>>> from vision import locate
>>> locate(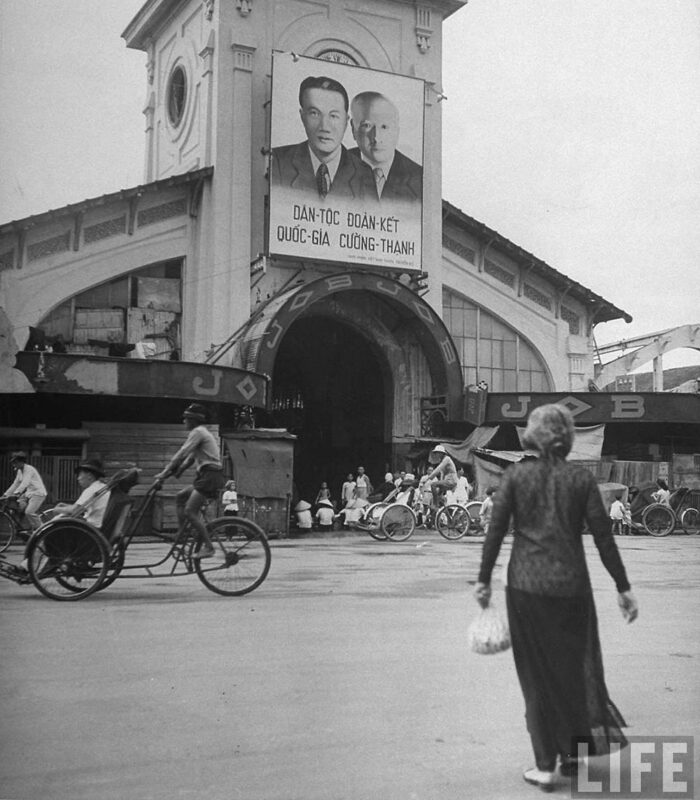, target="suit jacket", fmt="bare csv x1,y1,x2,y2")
271,142,365,200
349,148,423,203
